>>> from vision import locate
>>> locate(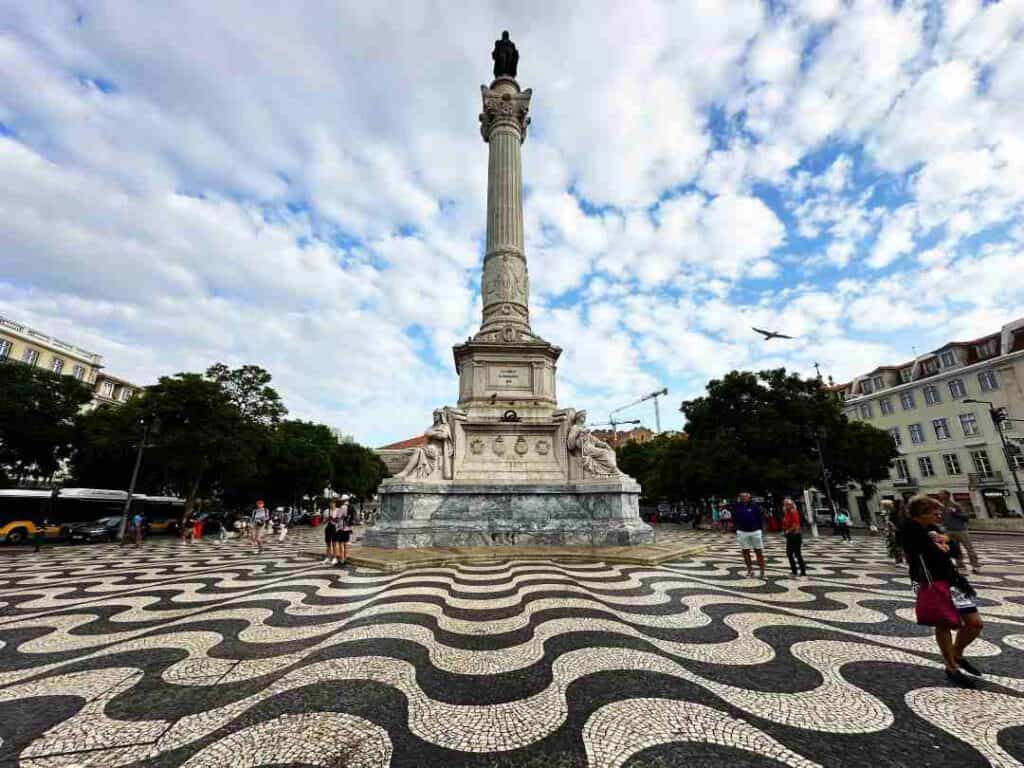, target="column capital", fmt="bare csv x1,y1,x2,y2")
479,79,532,142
